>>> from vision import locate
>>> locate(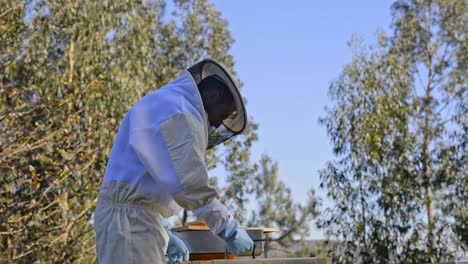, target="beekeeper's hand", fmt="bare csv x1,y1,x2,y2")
166,230,189,263
218,220,253,255
163,221,189,264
